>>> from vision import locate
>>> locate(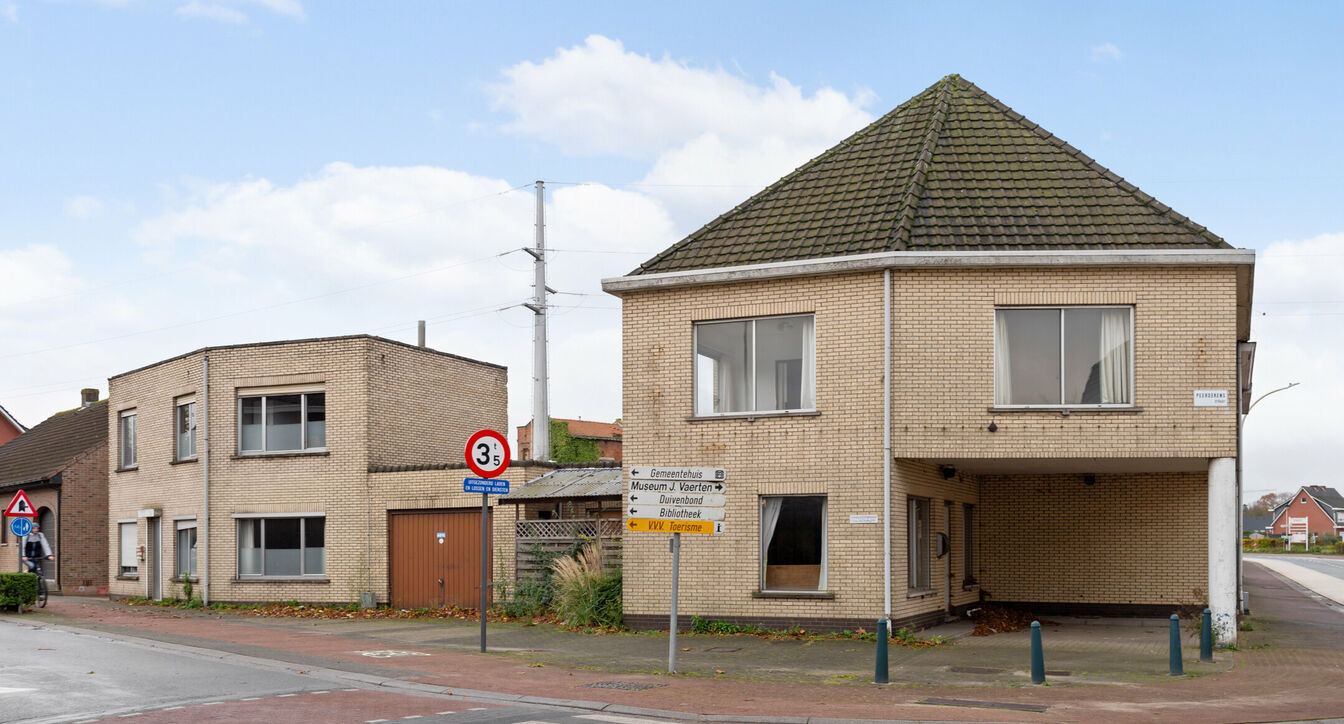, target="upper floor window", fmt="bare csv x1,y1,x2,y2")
238,391,325,453
994,307,1132,407
118,409,138,468
694,315,814,415
175,398,197,461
